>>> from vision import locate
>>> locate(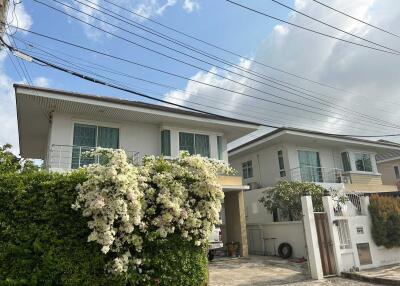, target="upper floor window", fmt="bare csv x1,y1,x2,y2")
395,166,400,179
72,123,119,169
217,136,223,160
354,153,373,172
242,160,253,179
341,152,352,172
179,132,210,157
161,130,171,156
277,150,286,177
